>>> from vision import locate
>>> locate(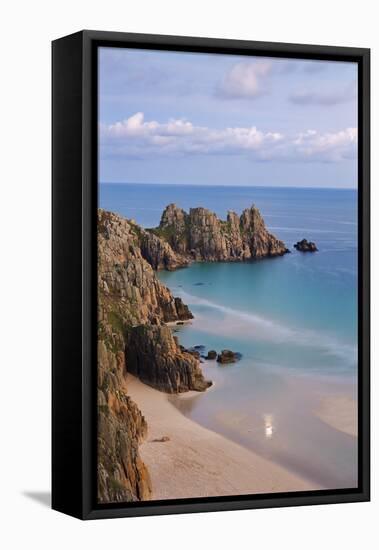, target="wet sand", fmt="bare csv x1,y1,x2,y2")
127,375,320,500
315,394,358,437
